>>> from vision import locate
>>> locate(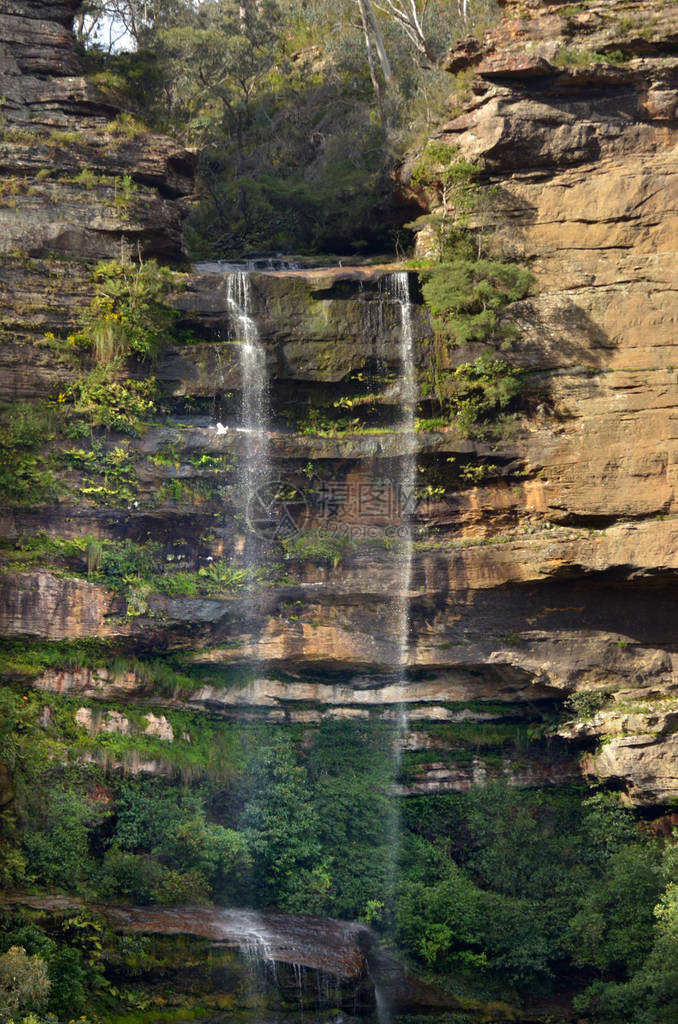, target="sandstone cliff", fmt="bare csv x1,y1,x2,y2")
394,0,678,804
1,0,678,809
0,0,193,399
